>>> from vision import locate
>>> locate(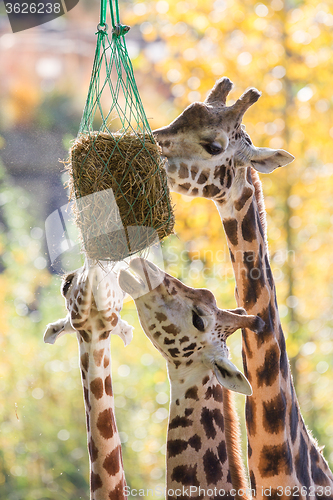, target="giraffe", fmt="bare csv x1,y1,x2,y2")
44,262,133,500
119,257,265,500
152,77,333,498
